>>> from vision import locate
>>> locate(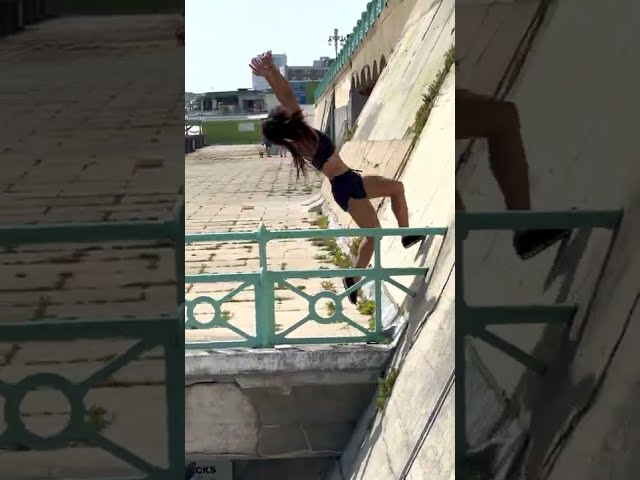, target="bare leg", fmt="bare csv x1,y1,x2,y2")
347,197,381,283
342,197,380,304
456,89,531,210
362,175,424,248
362,176,408,226
456,90,571,259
